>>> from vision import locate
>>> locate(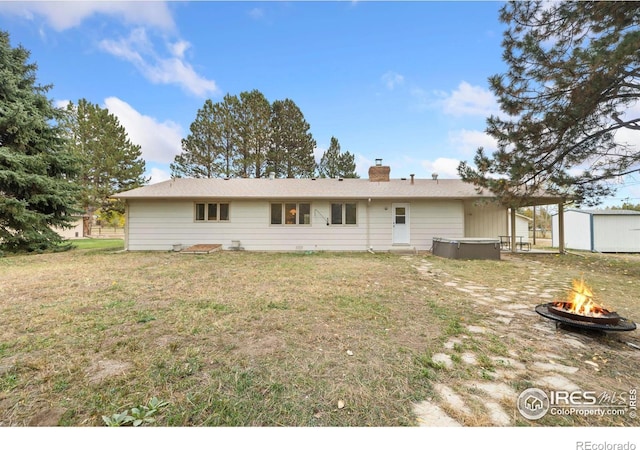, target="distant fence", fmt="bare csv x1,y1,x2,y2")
88,226,124,238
